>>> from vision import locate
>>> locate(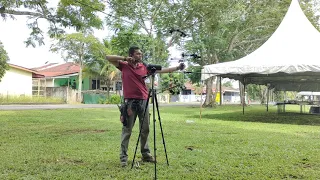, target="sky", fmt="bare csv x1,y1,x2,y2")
0,1,182,69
